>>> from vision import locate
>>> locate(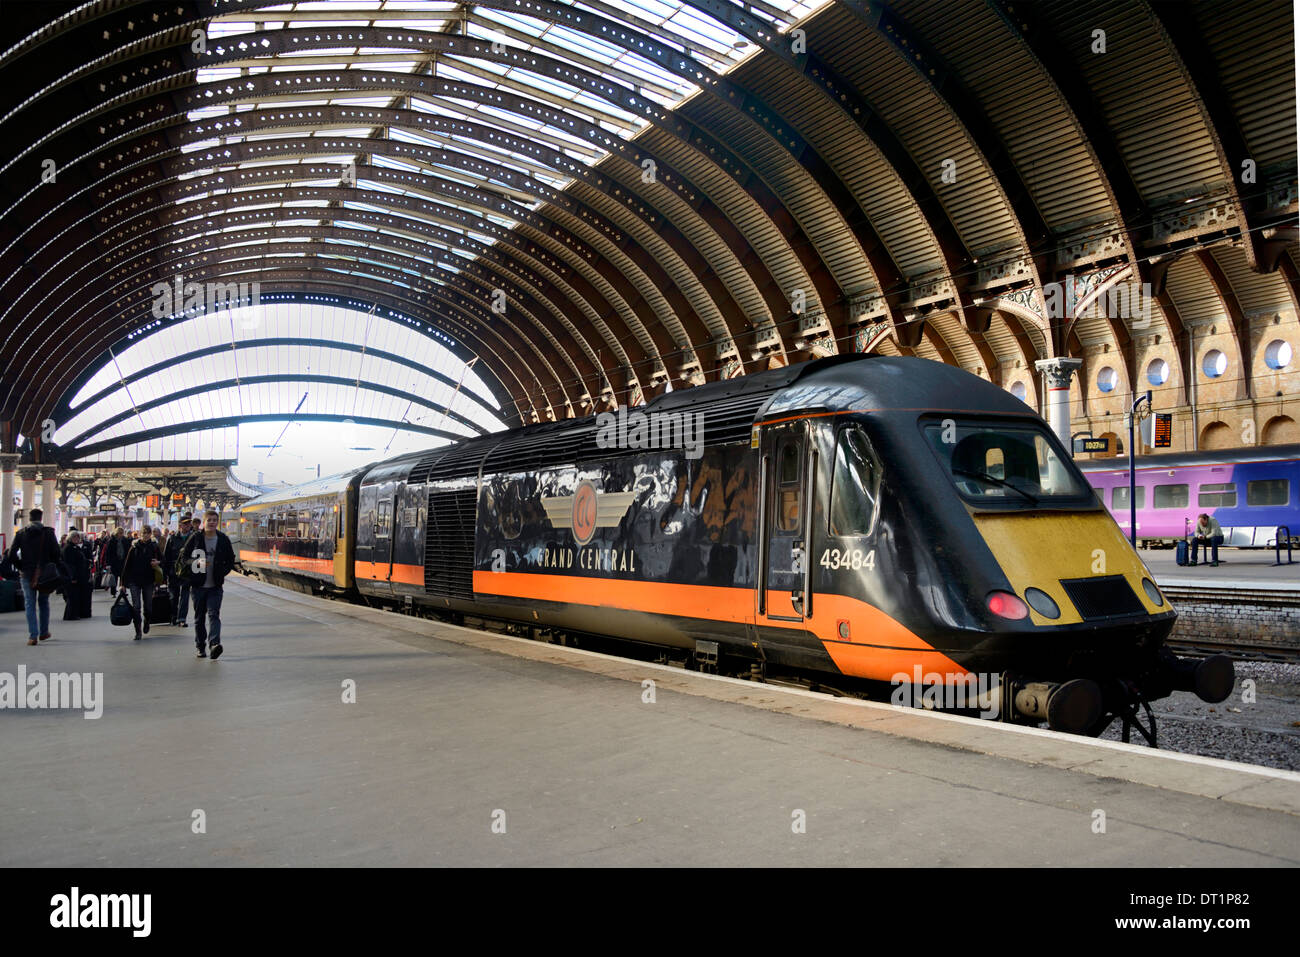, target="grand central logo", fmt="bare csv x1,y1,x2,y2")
540,481,636,546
